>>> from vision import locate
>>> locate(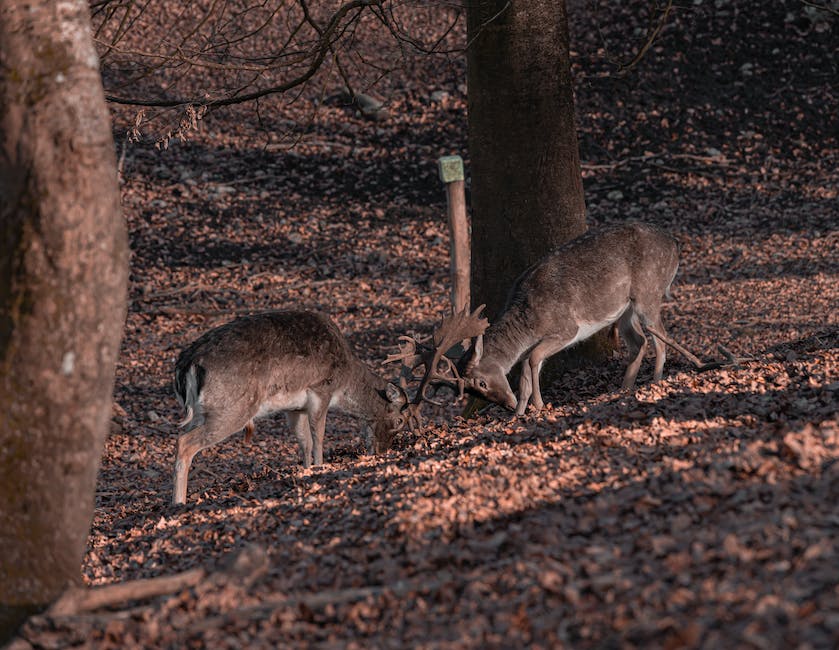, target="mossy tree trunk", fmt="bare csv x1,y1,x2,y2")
0,0,129,641
466,0,587,320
